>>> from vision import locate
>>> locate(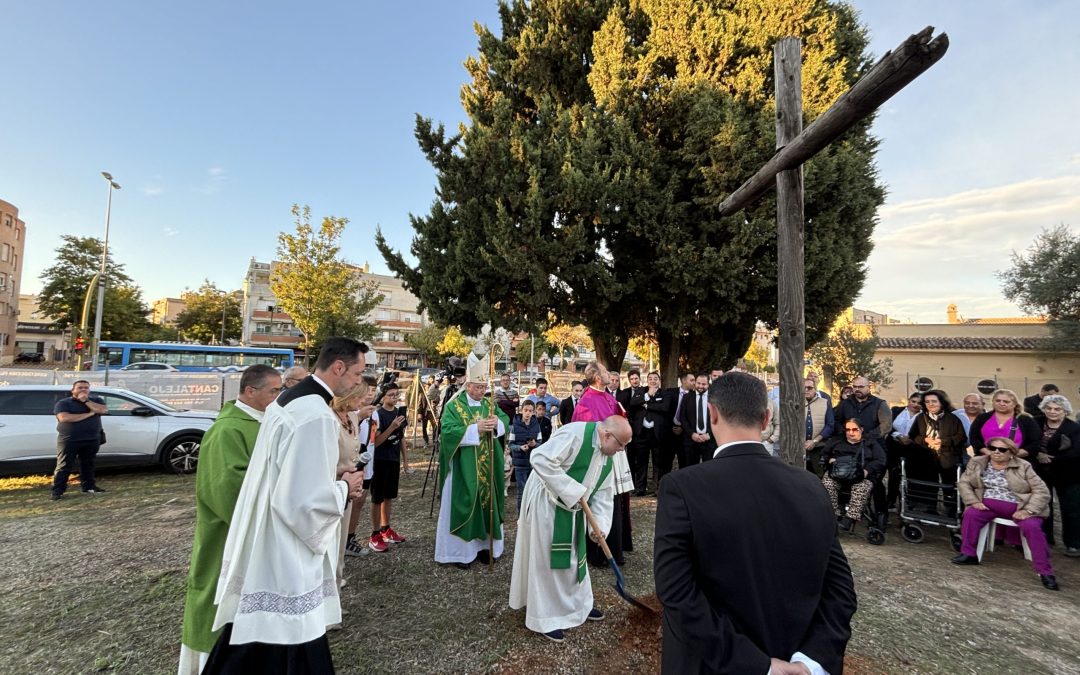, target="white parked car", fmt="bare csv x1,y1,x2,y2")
119,362,179,372
0,385,217,475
